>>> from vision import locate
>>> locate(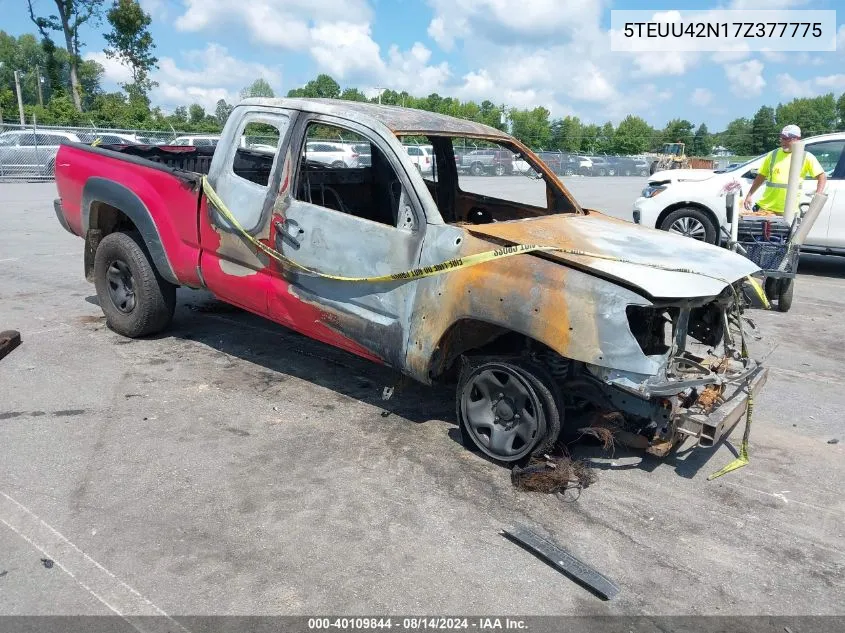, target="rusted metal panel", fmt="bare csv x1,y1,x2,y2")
239,98,510,139
465,212,760,299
